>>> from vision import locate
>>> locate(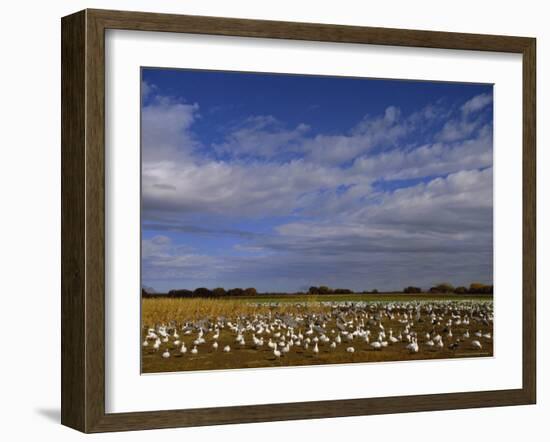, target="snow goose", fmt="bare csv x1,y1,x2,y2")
471,340,482,350
370,341,382,350
153,338,161,351
406,337,419,353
